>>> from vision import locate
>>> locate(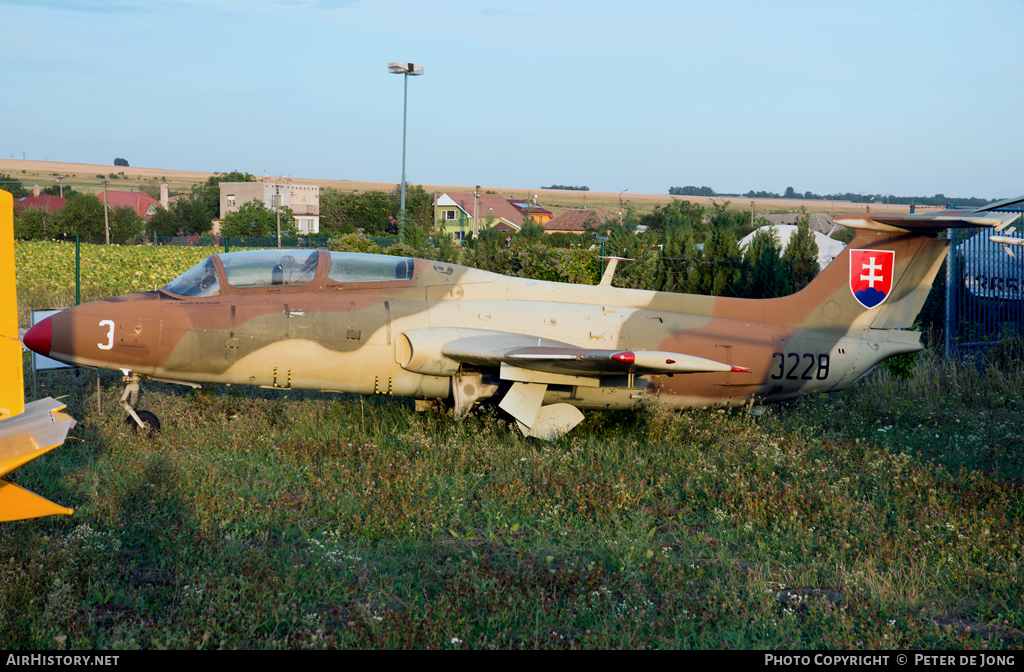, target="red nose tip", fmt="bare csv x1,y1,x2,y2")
23,317,52,357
